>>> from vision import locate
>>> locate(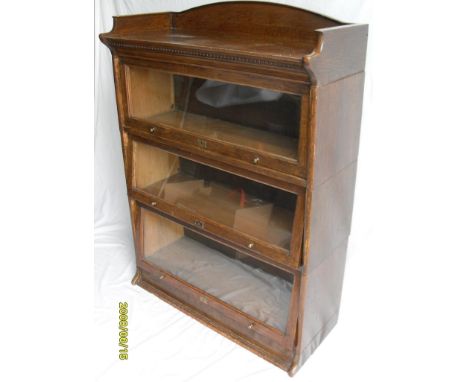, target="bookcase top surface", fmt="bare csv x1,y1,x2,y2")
100,2,346,68
101,2,368,85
